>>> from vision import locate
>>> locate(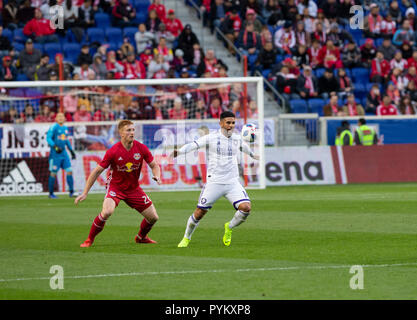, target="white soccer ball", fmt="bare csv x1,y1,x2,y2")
241,123,257,143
